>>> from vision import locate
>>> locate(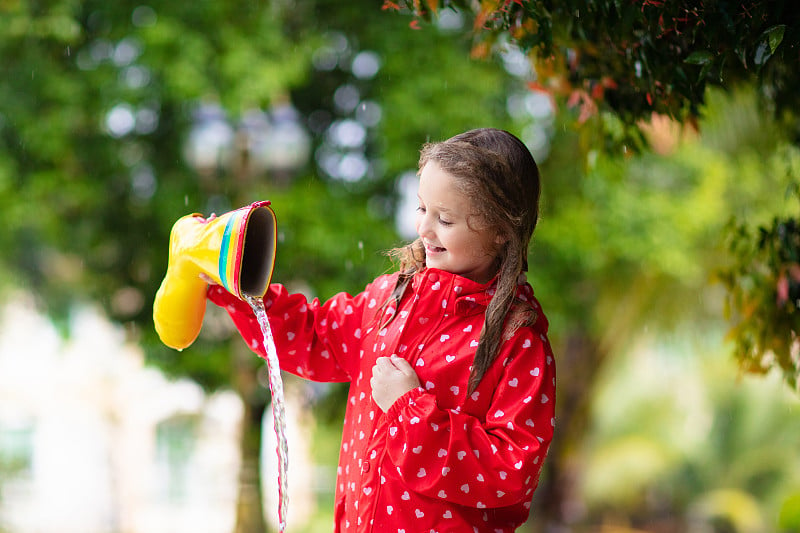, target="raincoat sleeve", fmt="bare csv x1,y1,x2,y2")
384,325,556,508
207,279,383,383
